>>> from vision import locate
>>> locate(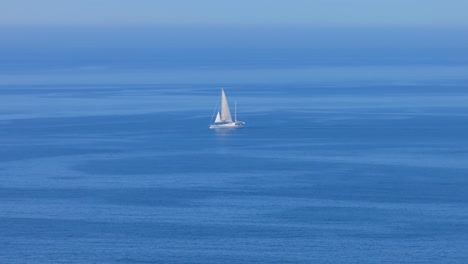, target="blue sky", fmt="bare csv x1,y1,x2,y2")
1,0,468,27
